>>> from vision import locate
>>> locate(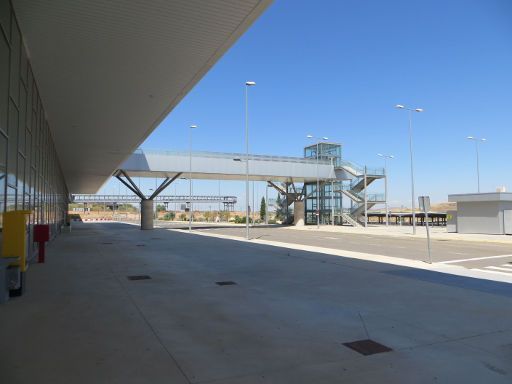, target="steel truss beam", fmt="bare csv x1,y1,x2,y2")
114,171,183,200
